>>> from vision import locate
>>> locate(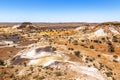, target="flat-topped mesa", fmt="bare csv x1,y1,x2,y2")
19,22,32,28
12,22,36,30
96,22,120,26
